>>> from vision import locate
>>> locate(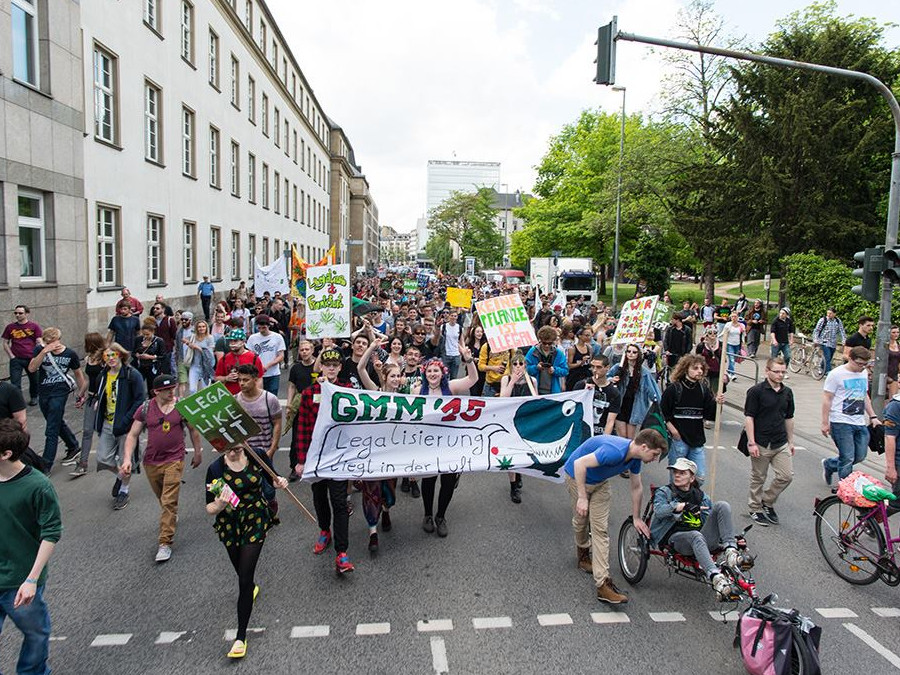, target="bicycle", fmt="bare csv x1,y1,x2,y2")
813,485,900,586
787,335,826,380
